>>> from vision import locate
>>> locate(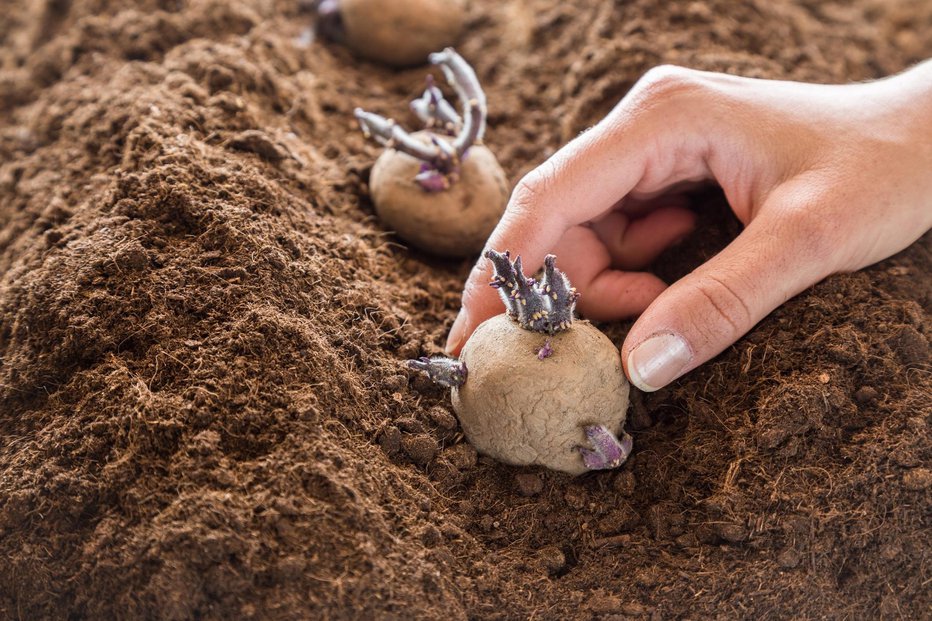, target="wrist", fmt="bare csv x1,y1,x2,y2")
888,60,932,233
